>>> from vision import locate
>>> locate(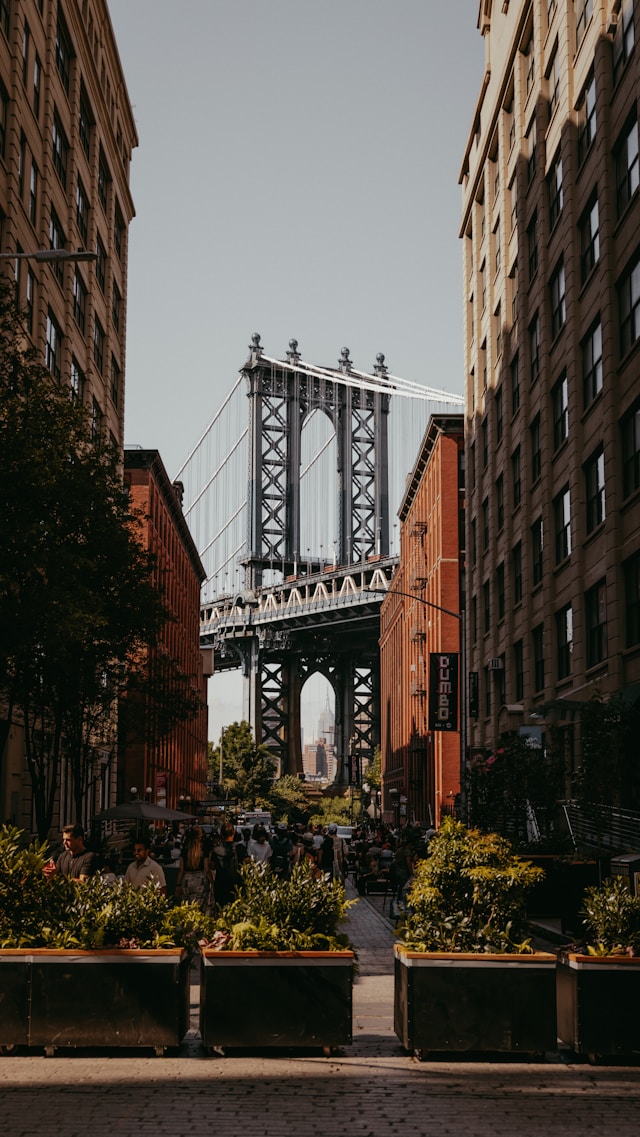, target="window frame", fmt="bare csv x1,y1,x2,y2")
585,578,607,668
556,604,573,680
550,258,566,338
582,318,603,407
585,444,606,532
552,371,569,450
553,485,572,563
